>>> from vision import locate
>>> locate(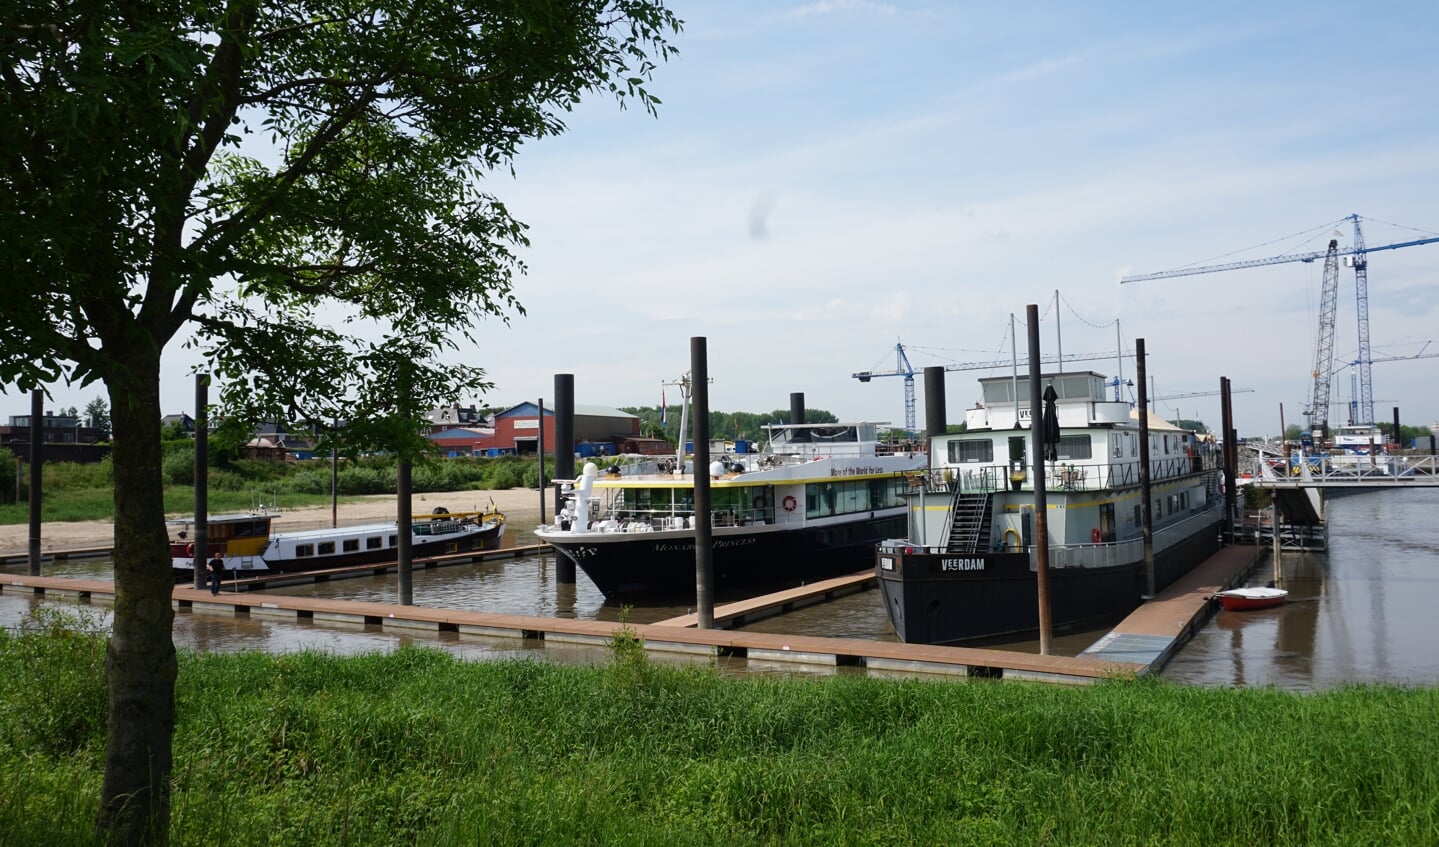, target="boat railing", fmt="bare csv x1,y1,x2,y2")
1038,505,1223,569
594,504,776,531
